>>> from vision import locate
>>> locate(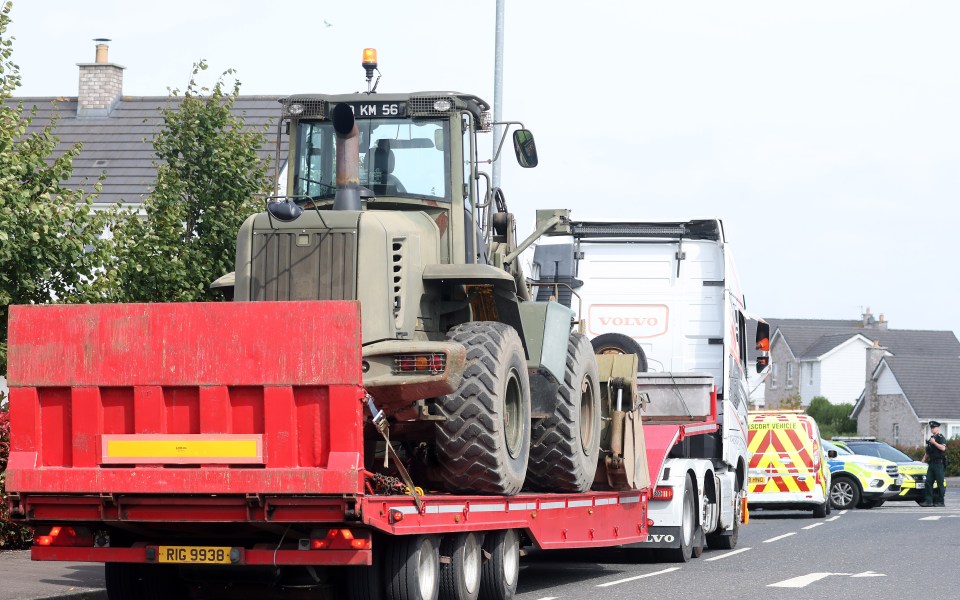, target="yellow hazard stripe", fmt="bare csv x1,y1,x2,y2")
101,435,263,464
